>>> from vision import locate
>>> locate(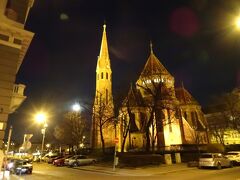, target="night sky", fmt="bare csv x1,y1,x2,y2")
7,0,240,144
